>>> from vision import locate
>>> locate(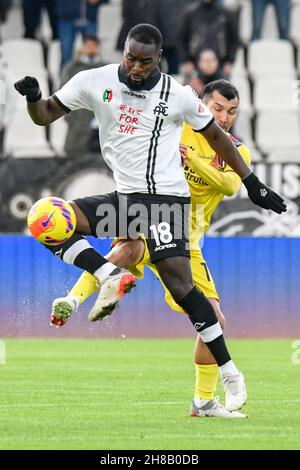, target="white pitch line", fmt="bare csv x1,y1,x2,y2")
250,399,300,403
0,401,187,408
0,399,300,409
0,434,254,442
0,403,115,408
